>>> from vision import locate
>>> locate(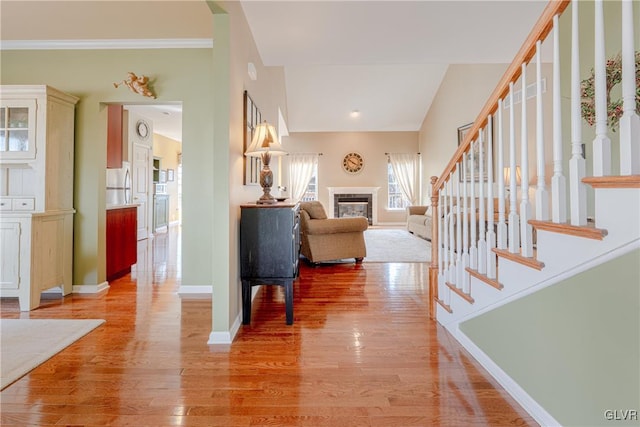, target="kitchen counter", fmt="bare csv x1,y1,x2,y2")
106,203,139,211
